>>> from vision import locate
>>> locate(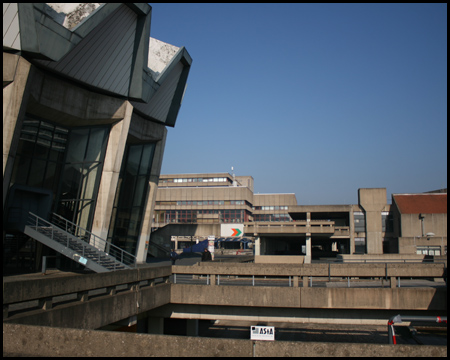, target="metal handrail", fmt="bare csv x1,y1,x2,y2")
388,314,447,344
28,212,136,267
